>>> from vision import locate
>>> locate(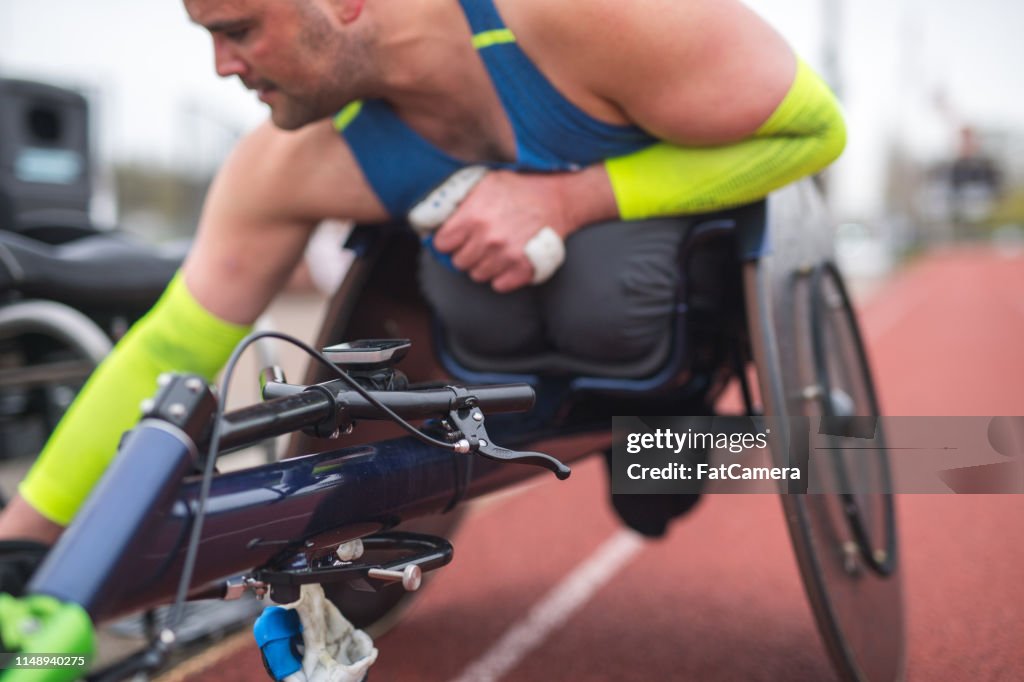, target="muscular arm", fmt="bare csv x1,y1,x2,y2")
603,58,845,218
5,120,387,532
186,120,388,323
514,0,799,143
531,0,844,216
438,0,844,290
